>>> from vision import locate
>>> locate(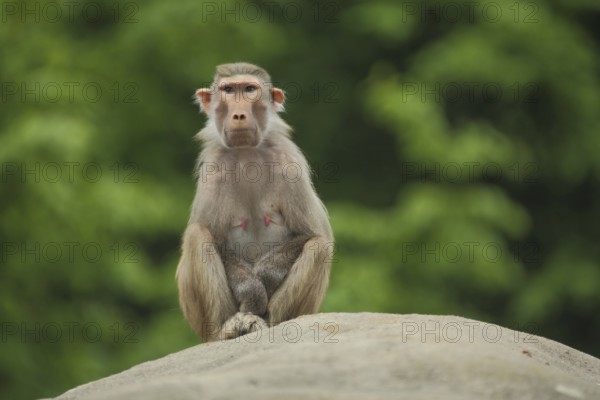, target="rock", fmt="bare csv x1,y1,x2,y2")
54,313,600,400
